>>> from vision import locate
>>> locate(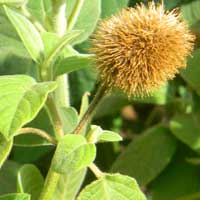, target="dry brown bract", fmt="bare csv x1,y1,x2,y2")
91,2,195,97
